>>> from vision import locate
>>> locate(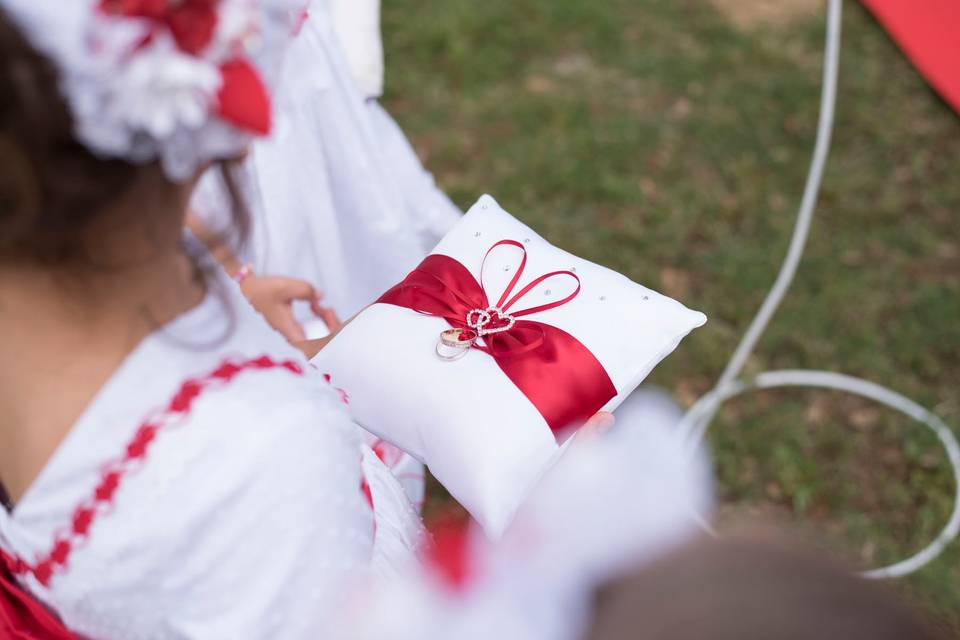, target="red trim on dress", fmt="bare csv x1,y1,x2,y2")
4,356,304,588
1,545,78,638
